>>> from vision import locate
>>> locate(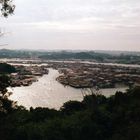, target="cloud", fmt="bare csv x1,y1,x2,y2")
0,0,140,50
6,0,139,31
